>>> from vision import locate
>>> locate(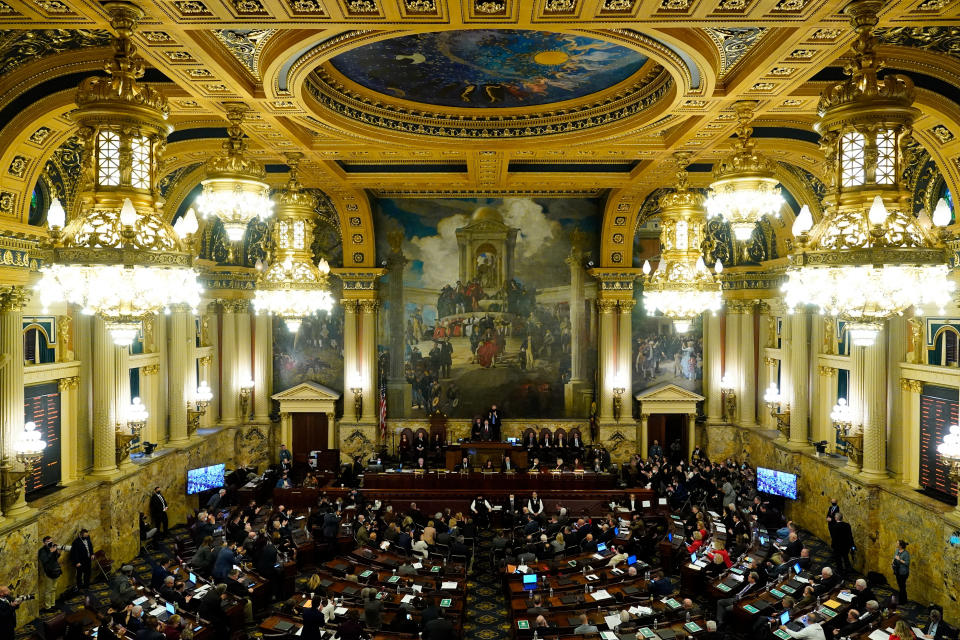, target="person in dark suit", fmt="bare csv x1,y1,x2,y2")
524,430,537,451
826,498,840,524
716,571,759,626
0,586,22,638
480,419,494,441
812,566,840,596
322,511,340,539
849,578,876,612
832,601,879,638
488,405,501,440
135,616,165,640
70,528,95,589
470,418,483,441
570,431,583,451
423,611,456,640
149,487,169,537
301,598,327,640
922,608,952,640
829,512,854,575
362,589,383,630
